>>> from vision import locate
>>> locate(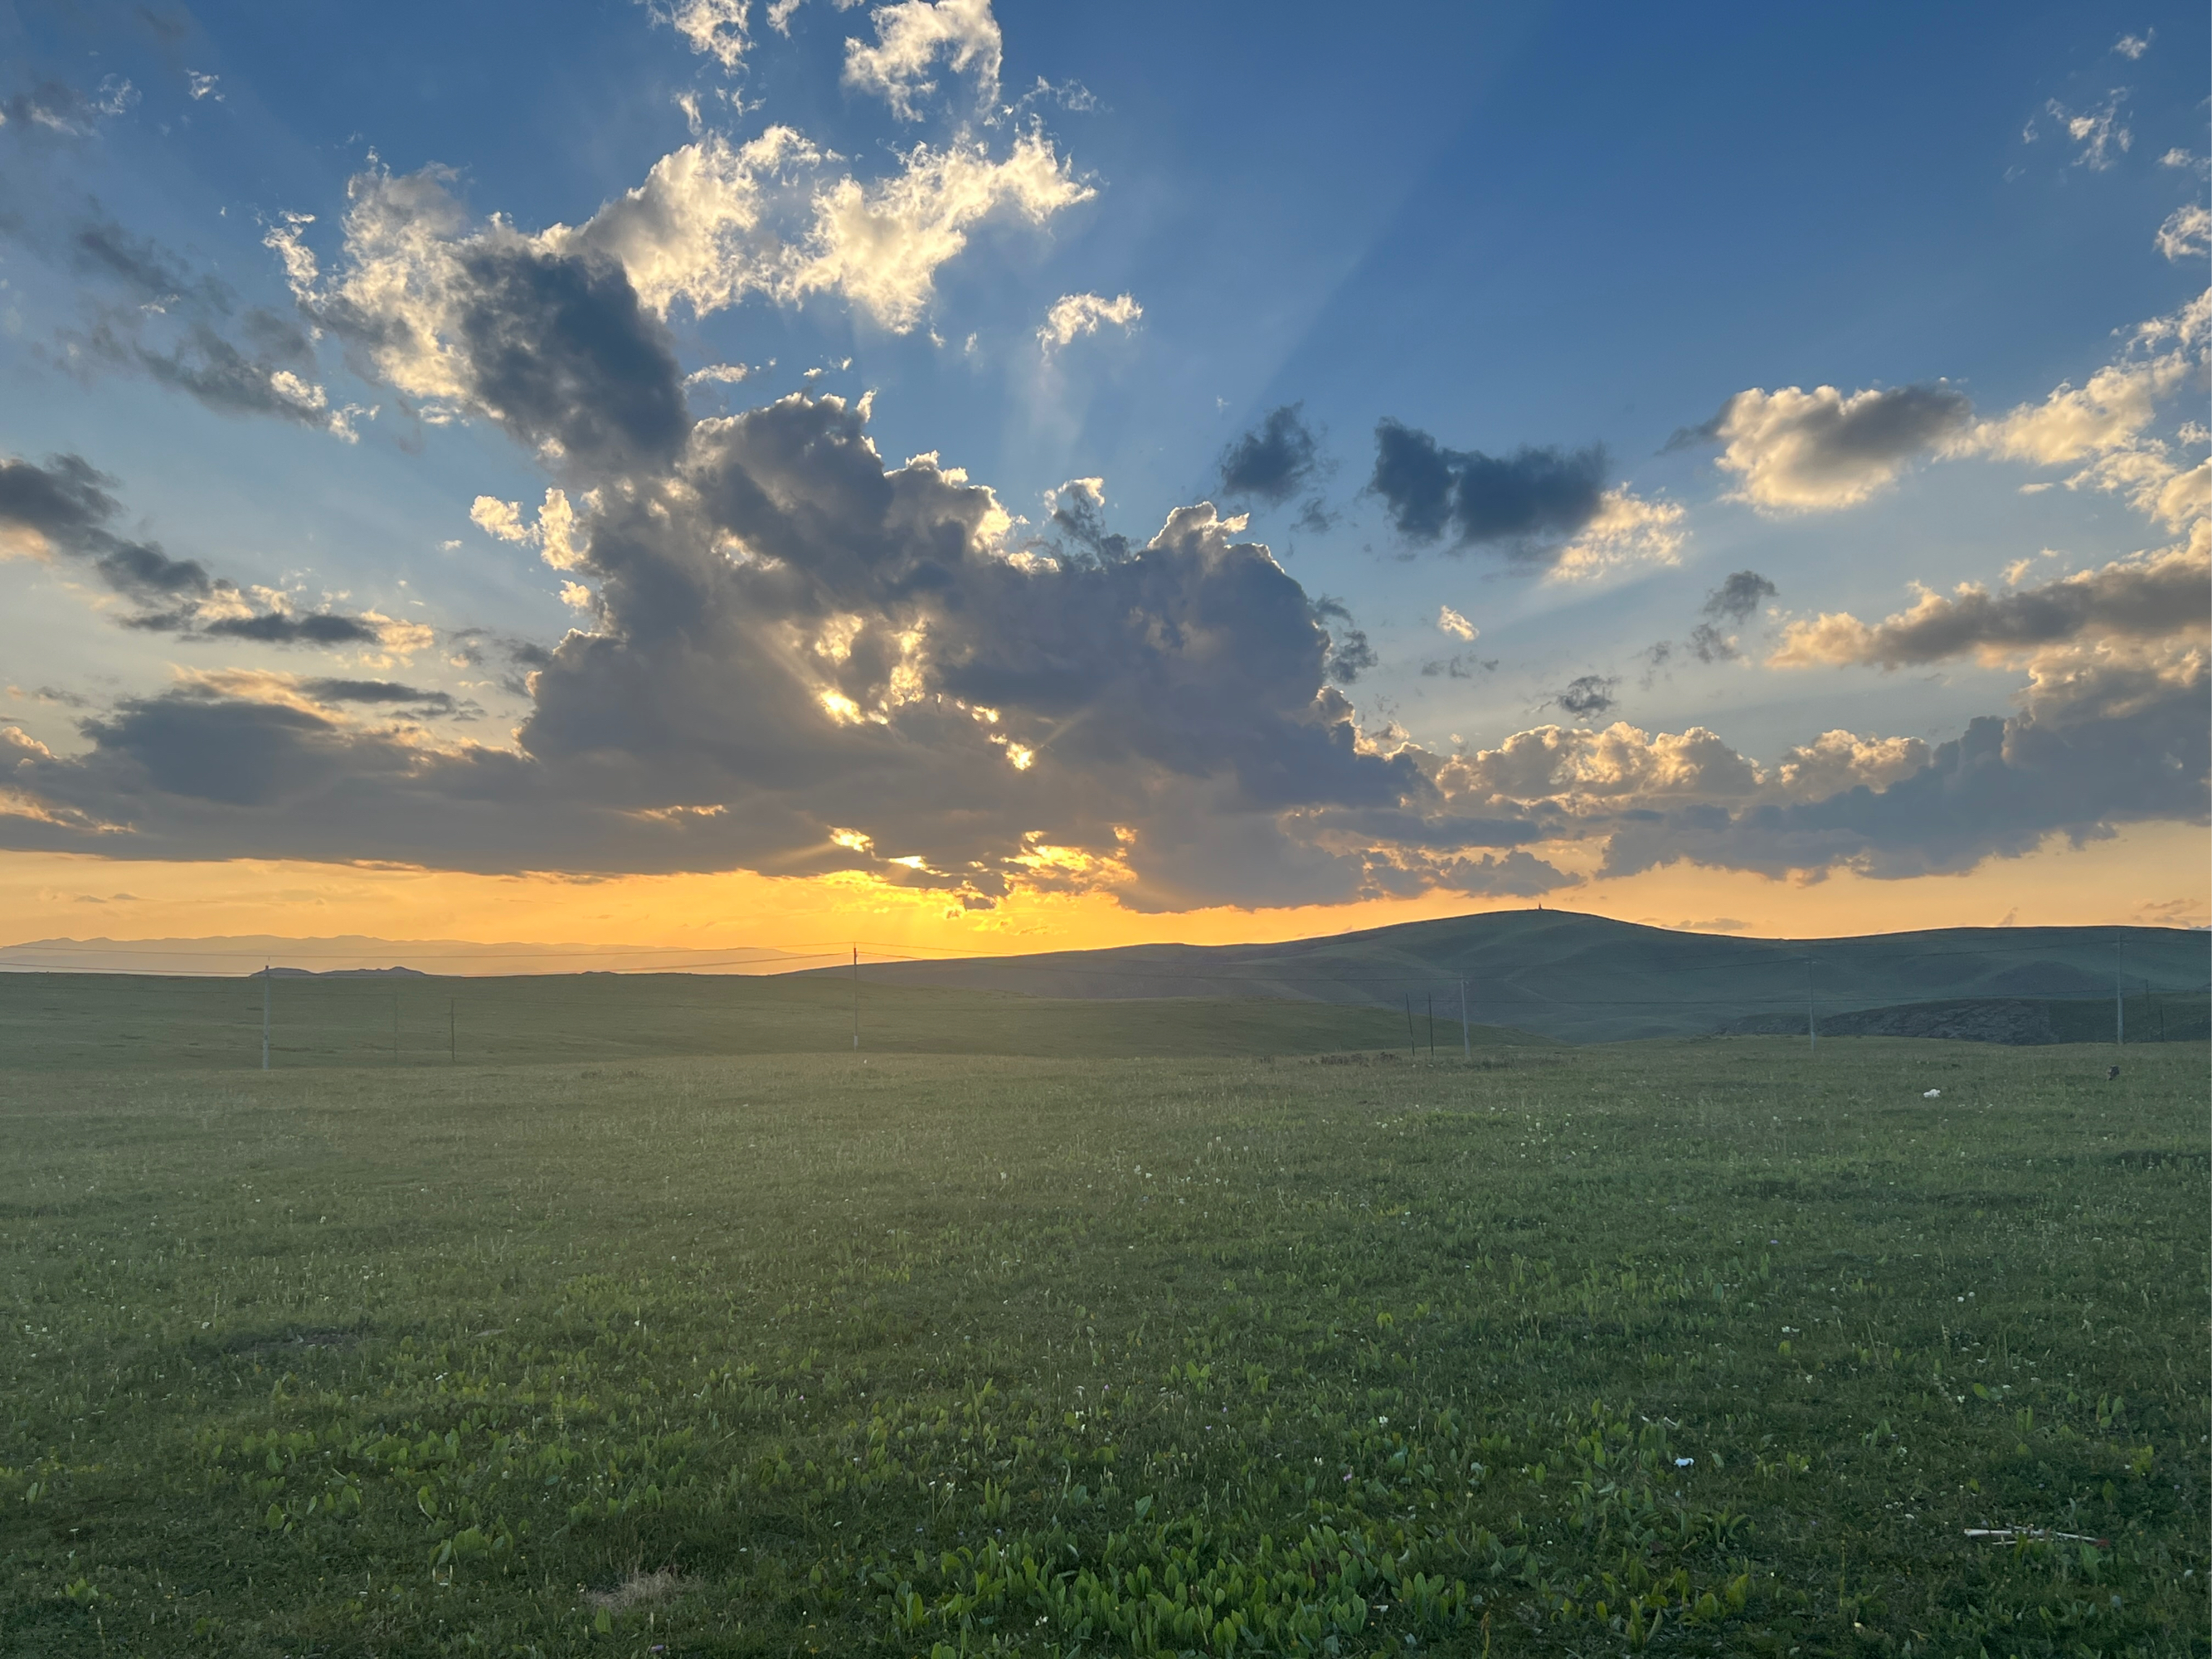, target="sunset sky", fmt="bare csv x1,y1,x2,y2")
1,0,2205,961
